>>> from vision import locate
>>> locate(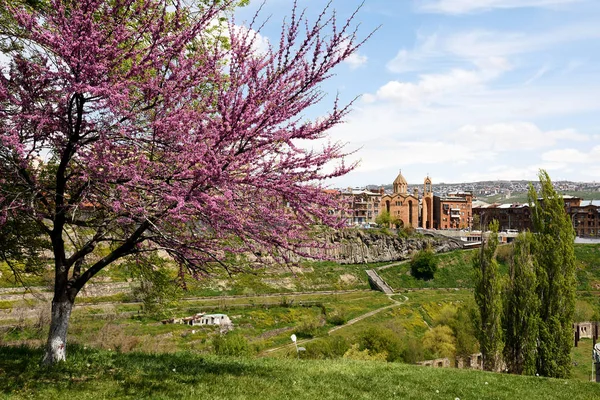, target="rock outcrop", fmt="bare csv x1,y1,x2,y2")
318,229,463,264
